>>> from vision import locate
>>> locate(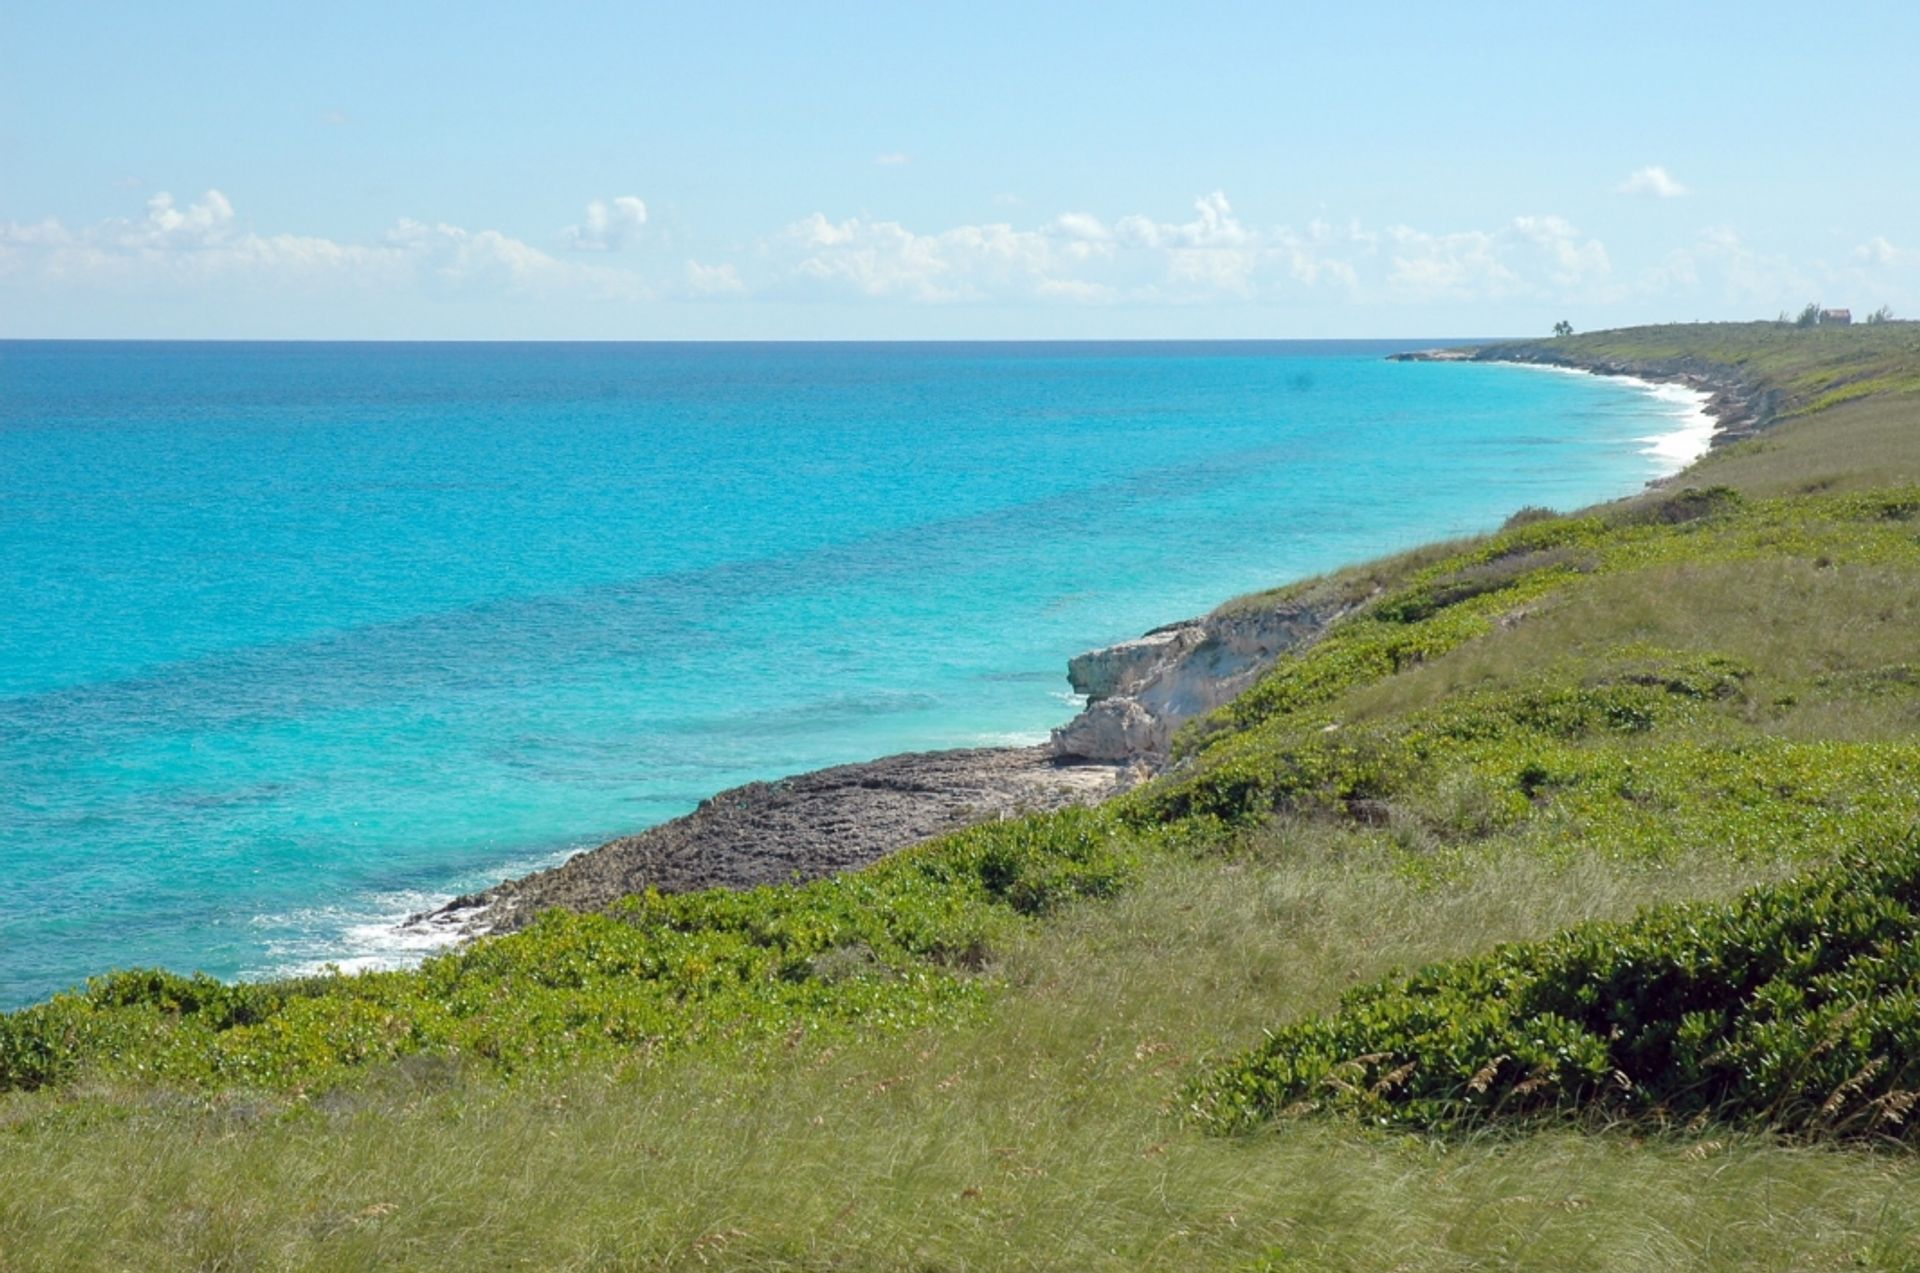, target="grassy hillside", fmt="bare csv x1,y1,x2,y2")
8,322,1920,1269
1500,320,1920,495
